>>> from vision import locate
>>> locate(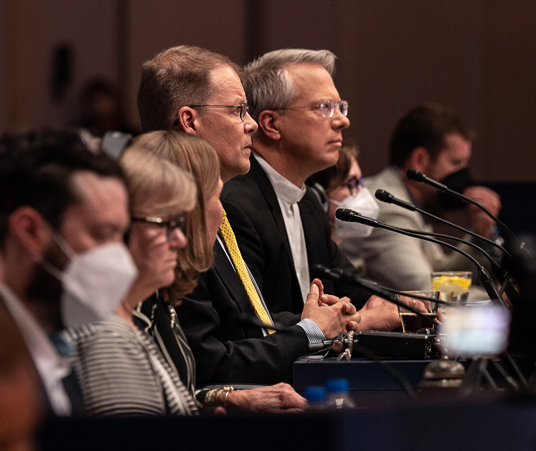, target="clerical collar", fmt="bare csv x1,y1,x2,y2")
253,152,306,205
